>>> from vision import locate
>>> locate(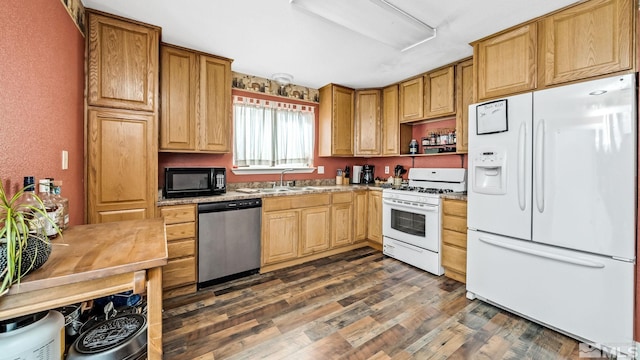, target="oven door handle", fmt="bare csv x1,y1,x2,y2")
383,199,438,212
